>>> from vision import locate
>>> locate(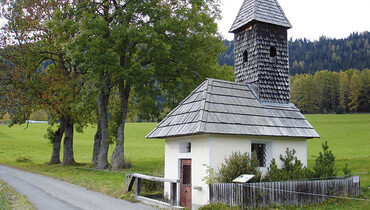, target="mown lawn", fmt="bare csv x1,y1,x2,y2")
0,122,163,198
0,114,369,208
305,114,370,188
